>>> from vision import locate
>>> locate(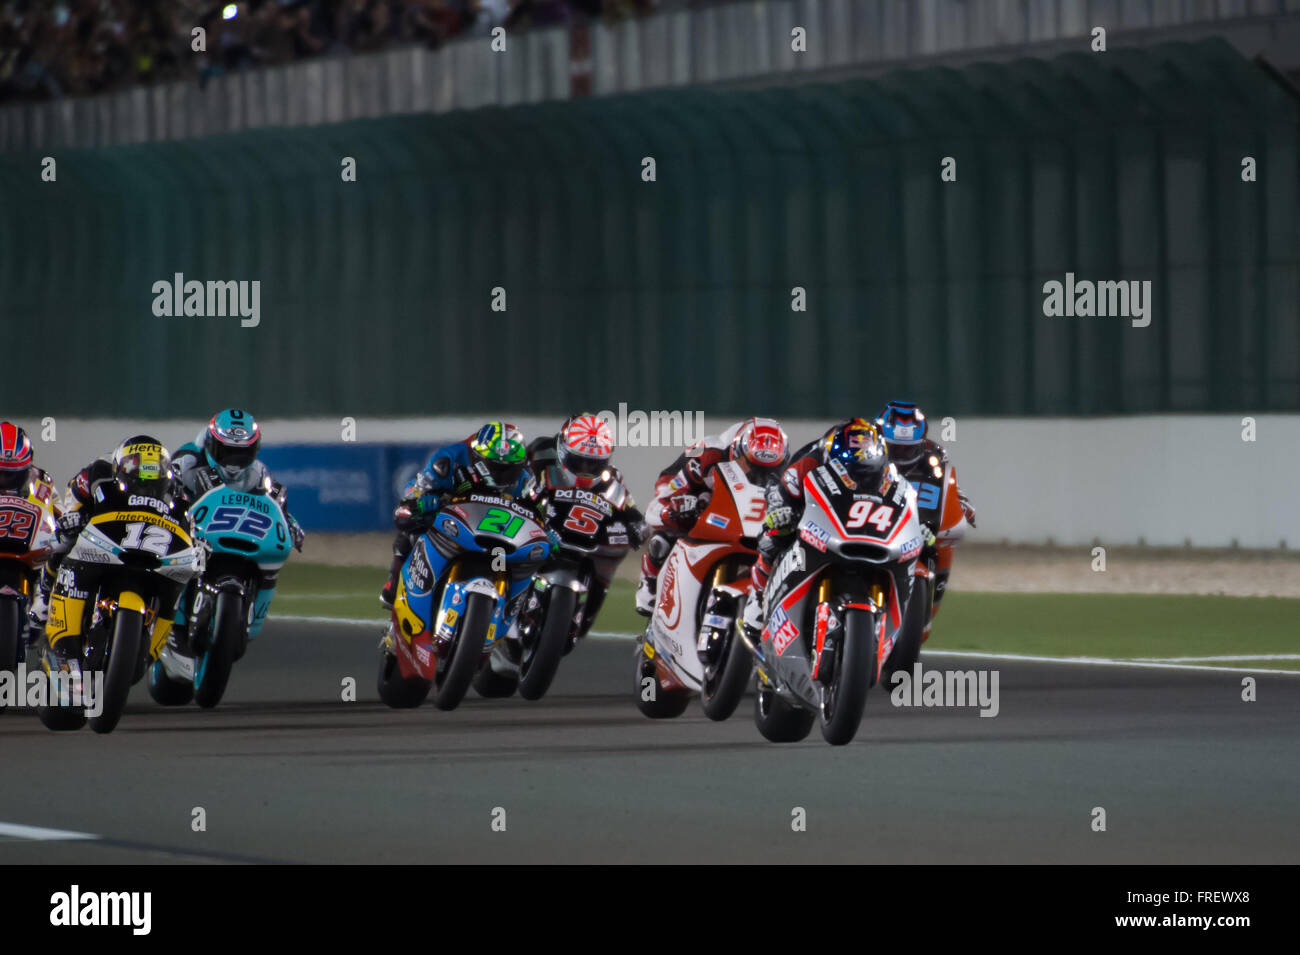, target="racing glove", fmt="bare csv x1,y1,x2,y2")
287,515,306,552
626,518,650,548
763,506,796,535
669,494,705,528
54,511,86,551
